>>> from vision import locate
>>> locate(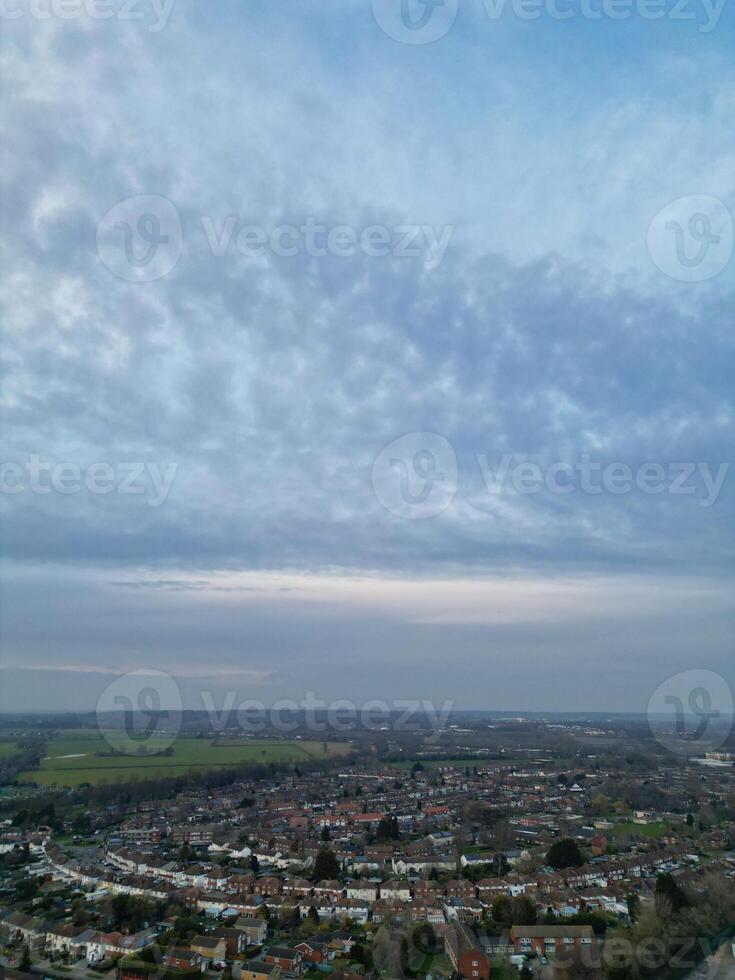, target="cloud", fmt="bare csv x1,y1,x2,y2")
1,3,733,709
